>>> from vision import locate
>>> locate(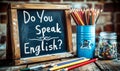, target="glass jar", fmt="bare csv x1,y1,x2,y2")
96,32,117,59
